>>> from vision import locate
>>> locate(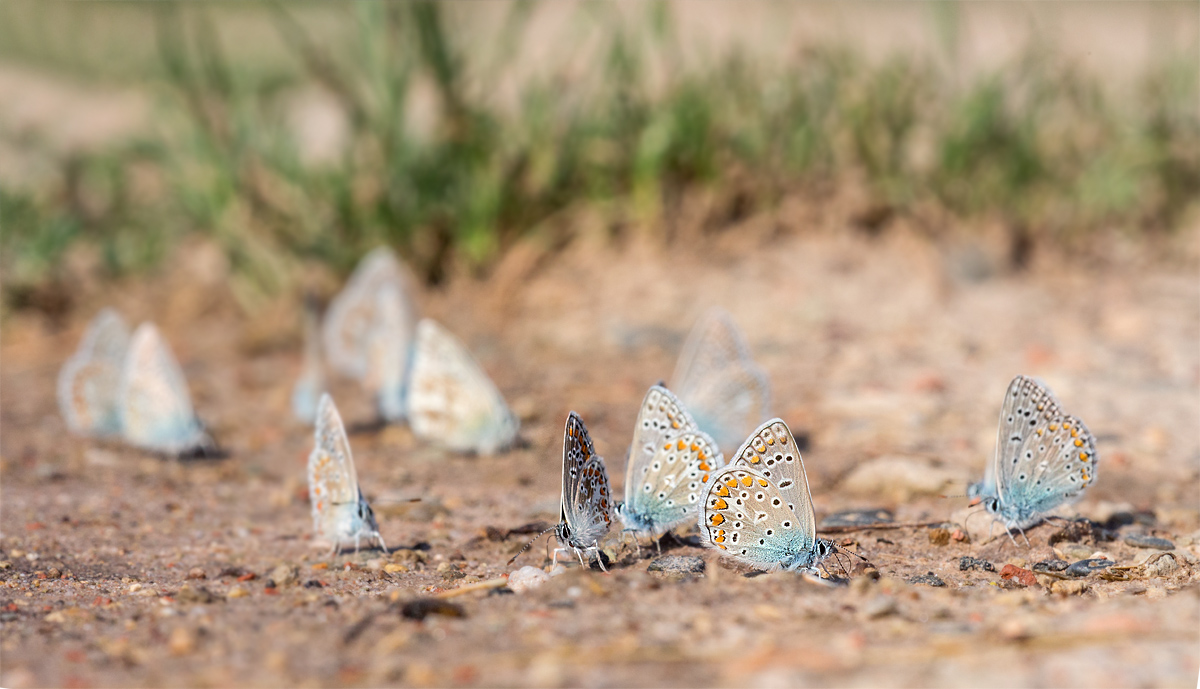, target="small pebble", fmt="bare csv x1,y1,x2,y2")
384,563,408,574
999,564,1037,587
269,564,298,588
958,556,995,573
646,555,706,578
908,571,946,587
927,528,951,546
226,586,249,599
175,584,217,604
507,566,550,594
186,568,207,580
1032,559,1069,573
1123,534,1175,551
1065,559,1115,577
